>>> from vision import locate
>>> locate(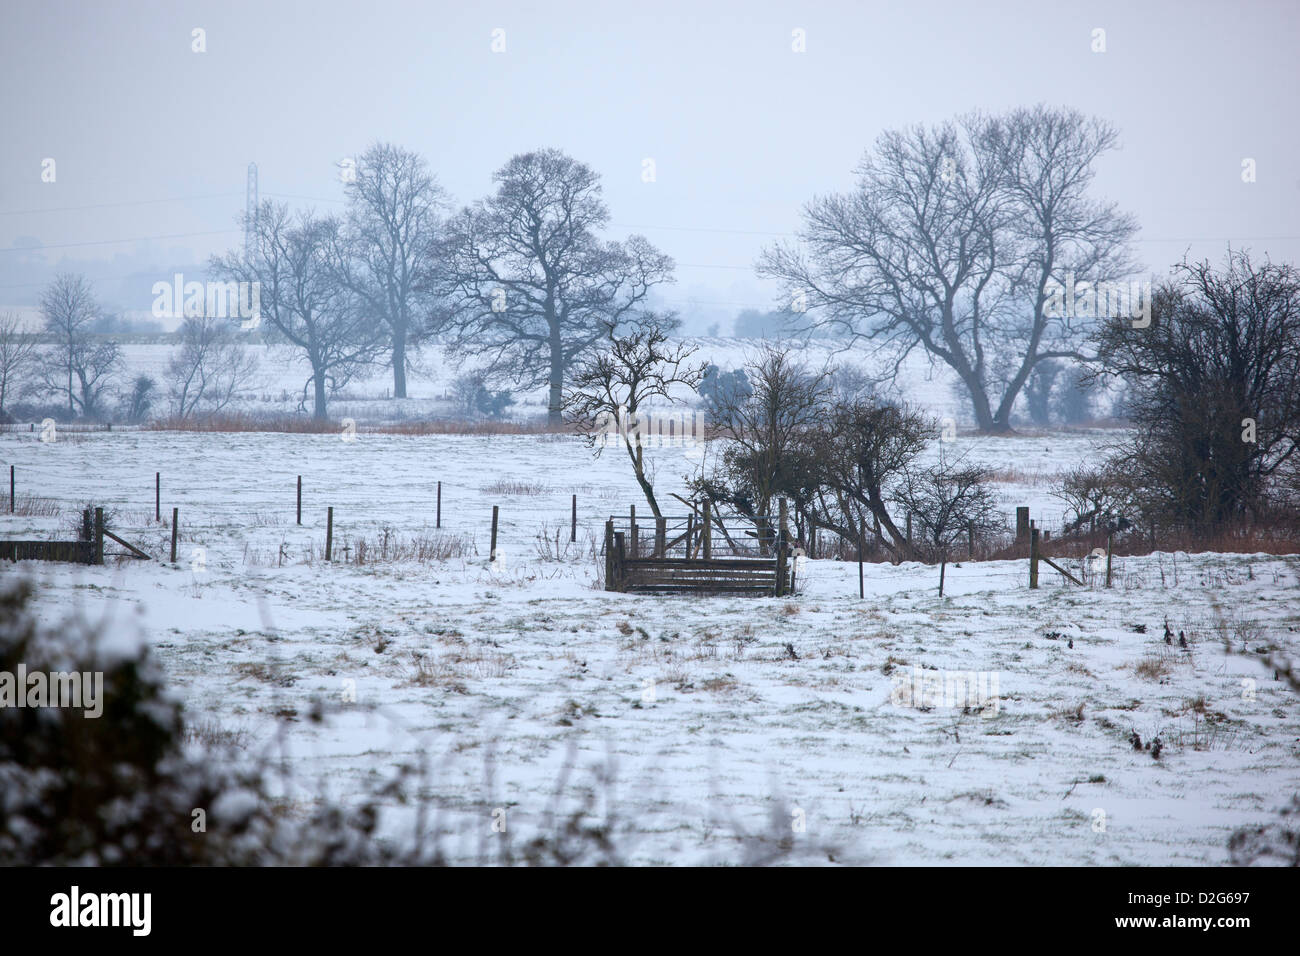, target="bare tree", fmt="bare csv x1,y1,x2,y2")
693,347,828,547
341,142,450,398
70,340,122,419
802,400,935,561
565,313,706,517
436,149,674,425
450,369,514,420
982,105,1138,422
1023,358,1062,426
166,315,260,420
121,375,158,424
890,451,1001,595
760,106,1136,433
38,273,99,416
1093,251,1300,530
211,202,383,419
1050,464,1135,534
0,311,38,418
